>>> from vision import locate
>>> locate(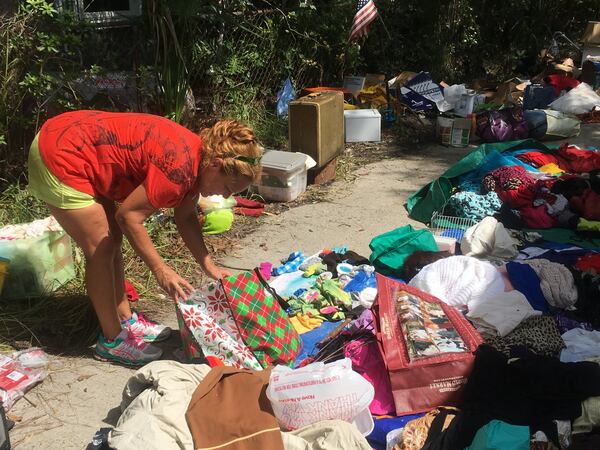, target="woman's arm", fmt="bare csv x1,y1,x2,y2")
115,184,193,301
174,194,232,280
